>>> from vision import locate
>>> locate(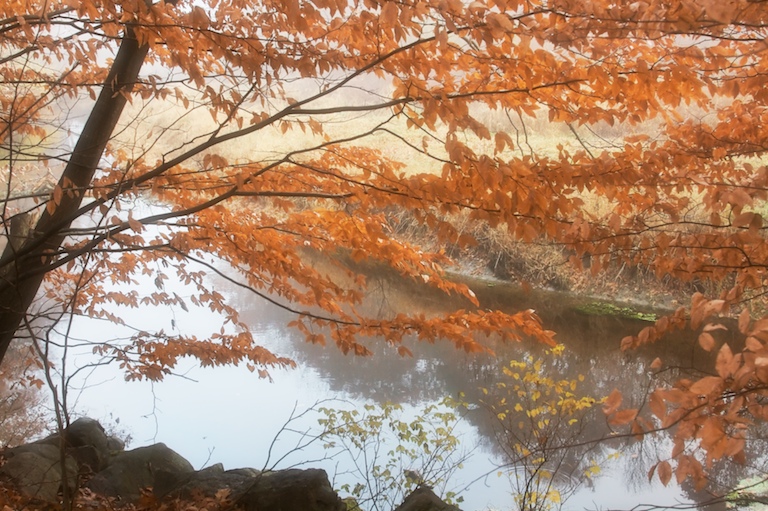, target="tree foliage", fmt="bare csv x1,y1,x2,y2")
482,346,601,511
2,0,768,496
318,398,467,510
